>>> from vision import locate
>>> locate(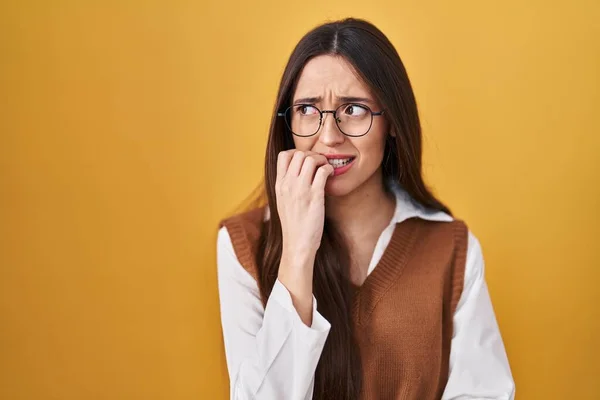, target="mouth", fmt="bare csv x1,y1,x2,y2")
326,157,356,169
326,156,356,168
323,155,356,177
